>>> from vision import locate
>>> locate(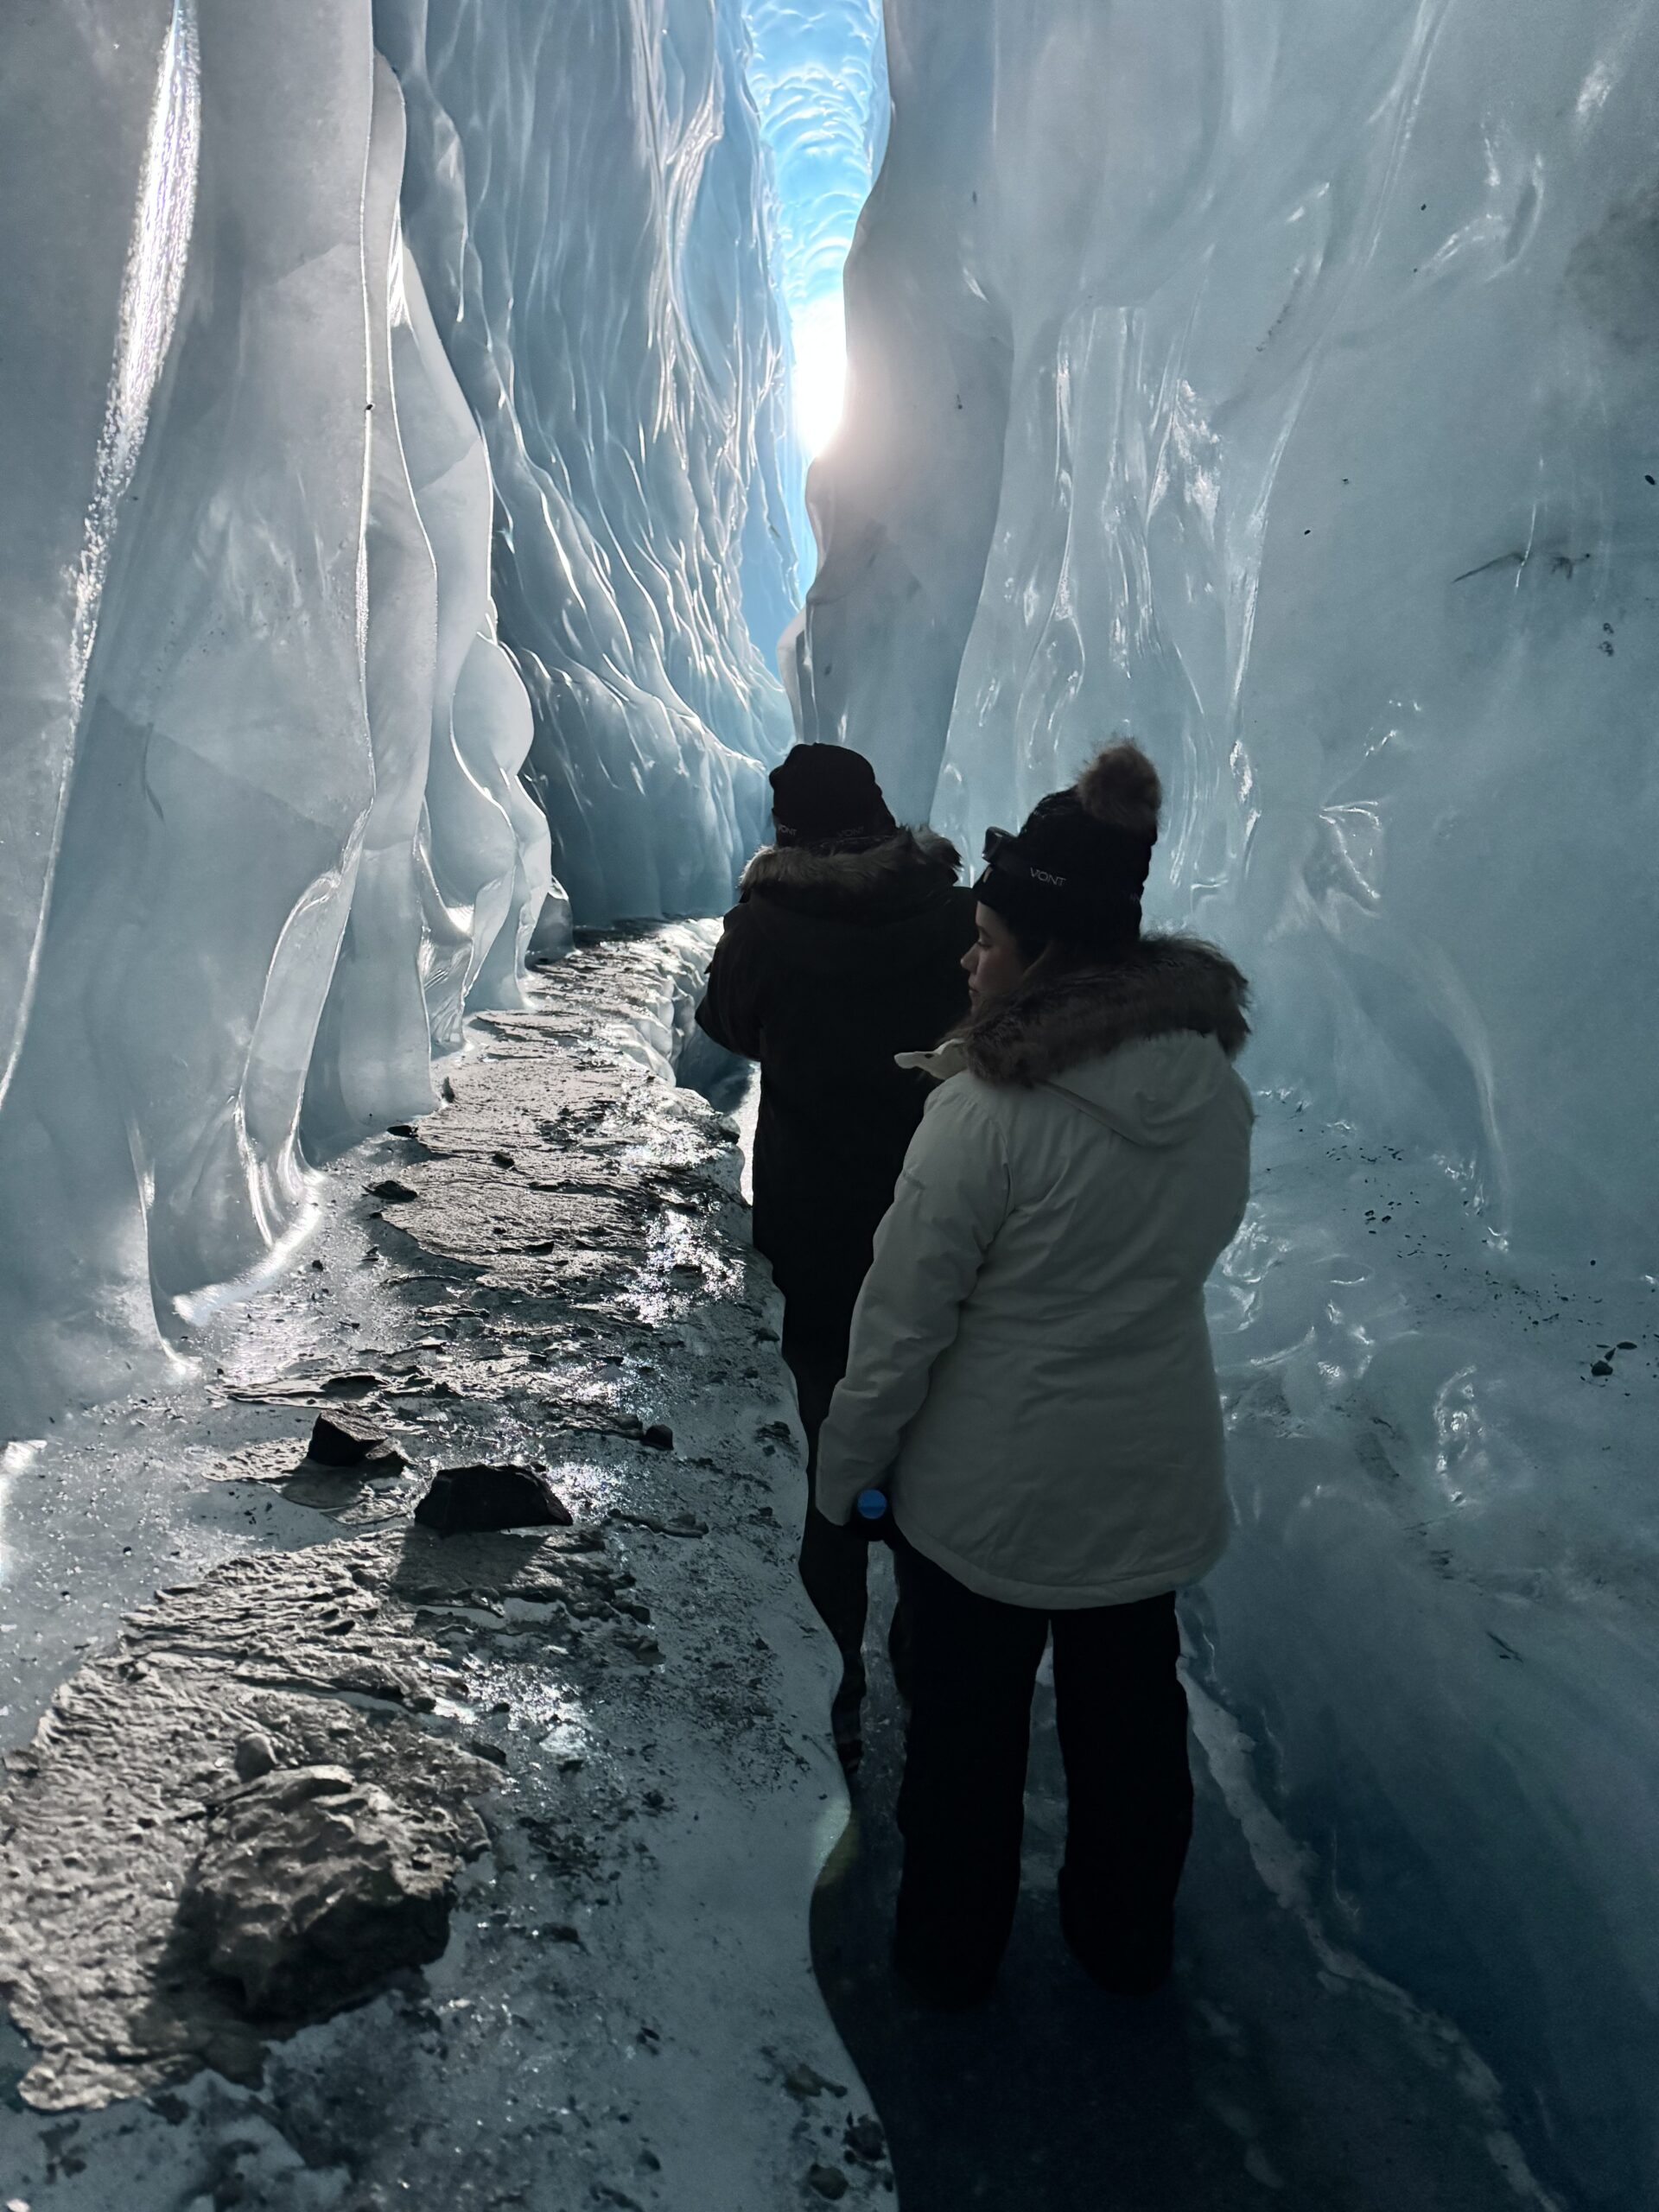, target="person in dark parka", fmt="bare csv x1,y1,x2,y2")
697,743,976,1765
